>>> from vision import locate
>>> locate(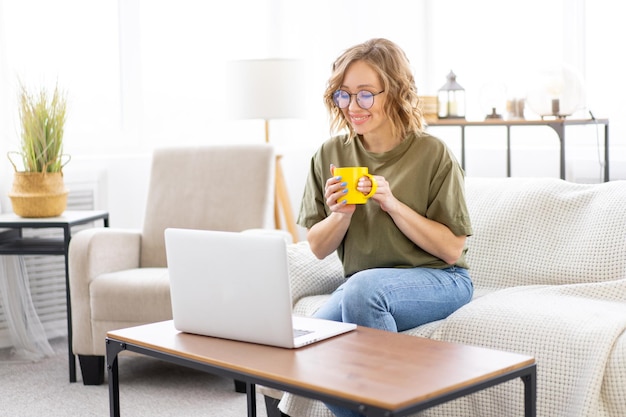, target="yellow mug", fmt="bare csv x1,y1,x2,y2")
333,167,378,204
